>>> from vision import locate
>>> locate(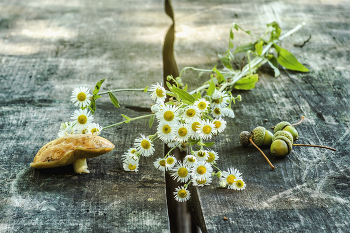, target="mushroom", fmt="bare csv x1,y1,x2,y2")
30,134,115,174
